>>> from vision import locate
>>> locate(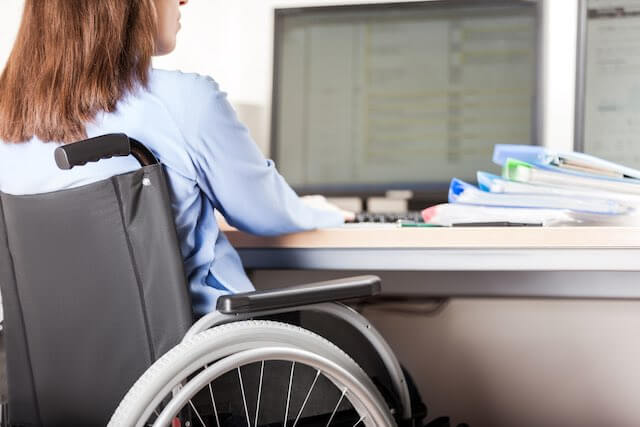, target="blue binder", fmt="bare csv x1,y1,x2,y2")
492,144,640,181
